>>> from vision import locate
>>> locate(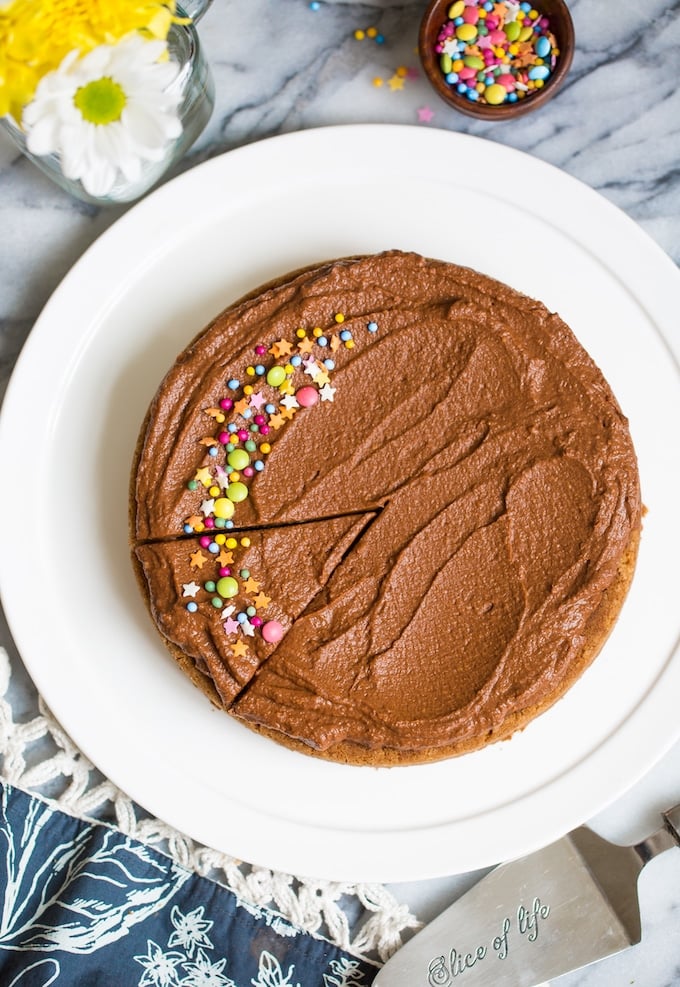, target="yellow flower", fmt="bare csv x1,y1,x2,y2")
0,0,185,120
